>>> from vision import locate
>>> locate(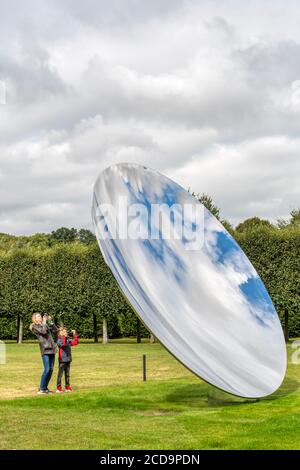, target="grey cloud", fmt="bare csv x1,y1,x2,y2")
0,48,69,104
54,0,186,29
0,1,300,234
80,56,263,133
172,136,300,225
235,40,300,87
